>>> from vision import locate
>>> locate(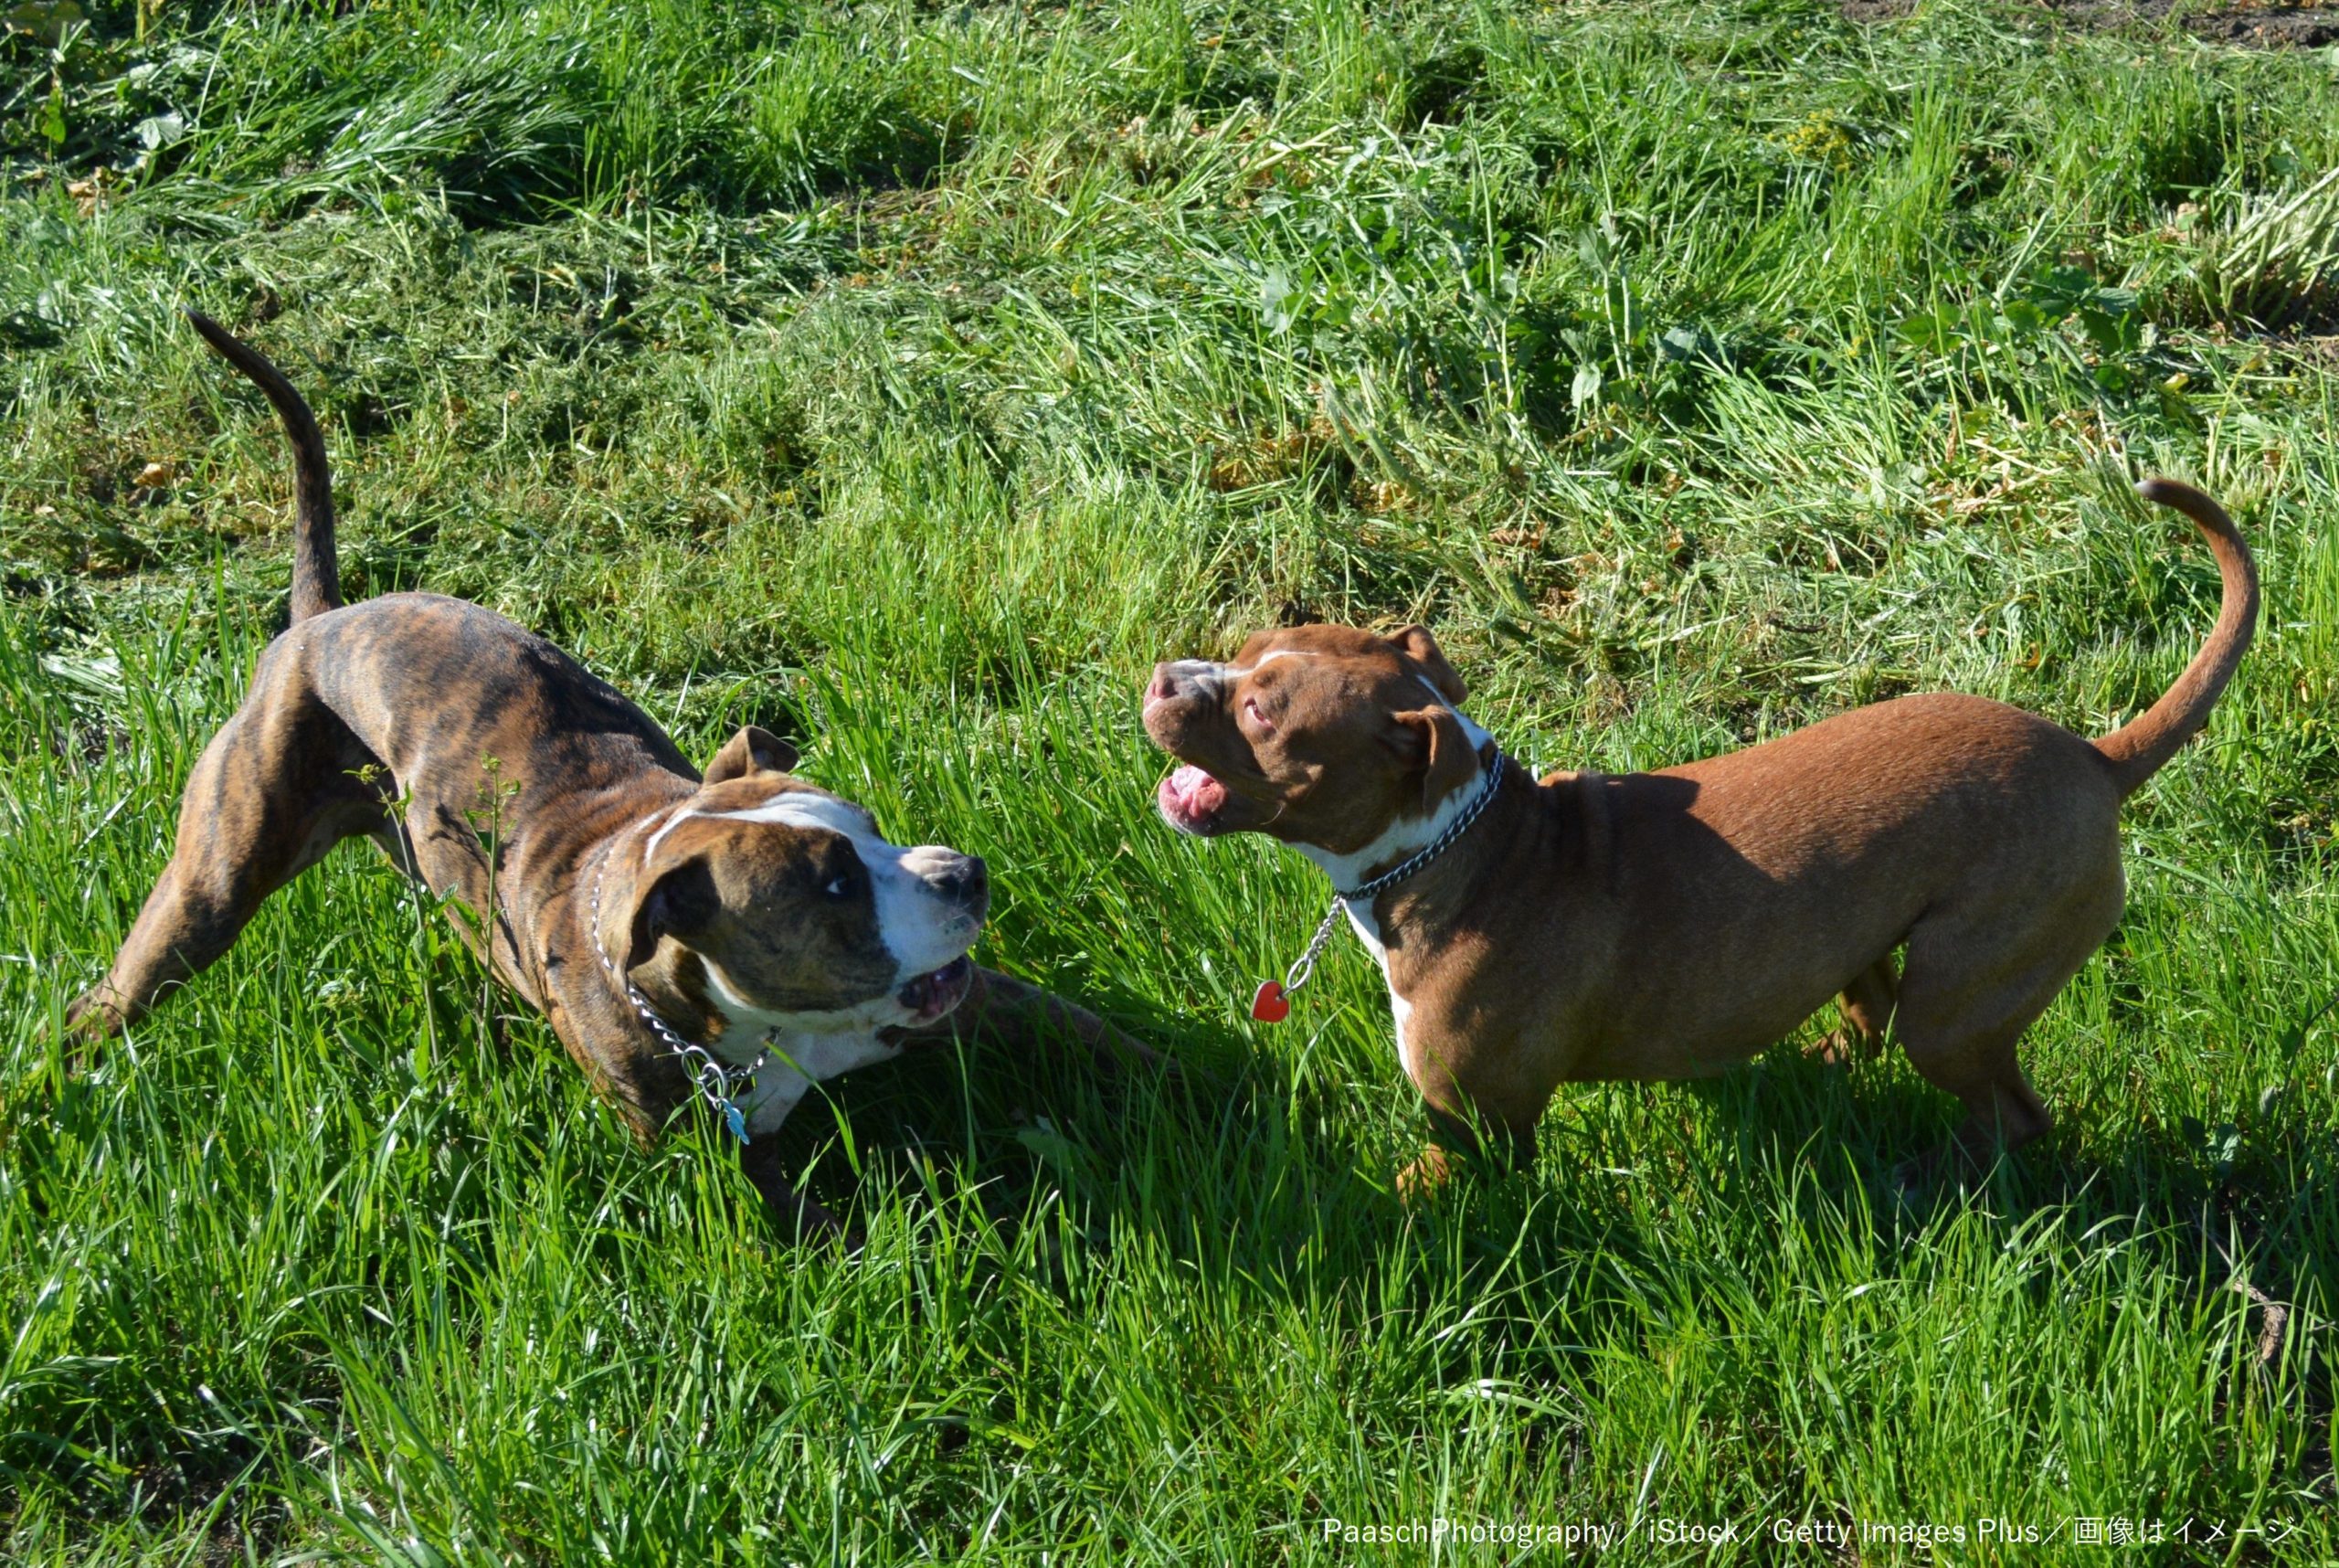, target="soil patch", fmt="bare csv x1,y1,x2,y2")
1844,0,2339,48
